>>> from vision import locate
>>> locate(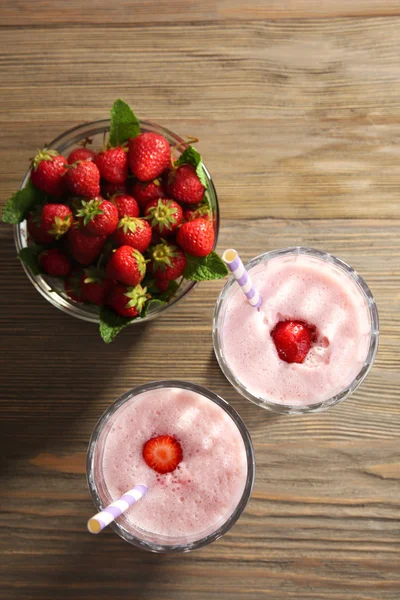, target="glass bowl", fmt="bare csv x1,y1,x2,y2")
14,119,219,323
213,247,379,415
86,380,255,553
